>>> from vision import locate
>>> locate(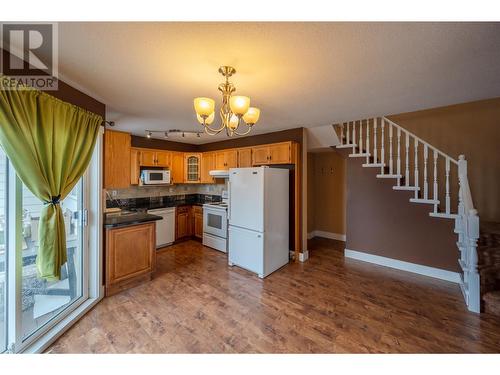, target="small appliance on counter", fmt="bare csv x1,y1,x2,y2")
228,167,289,278
140,169,171,185
202,190,228,252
